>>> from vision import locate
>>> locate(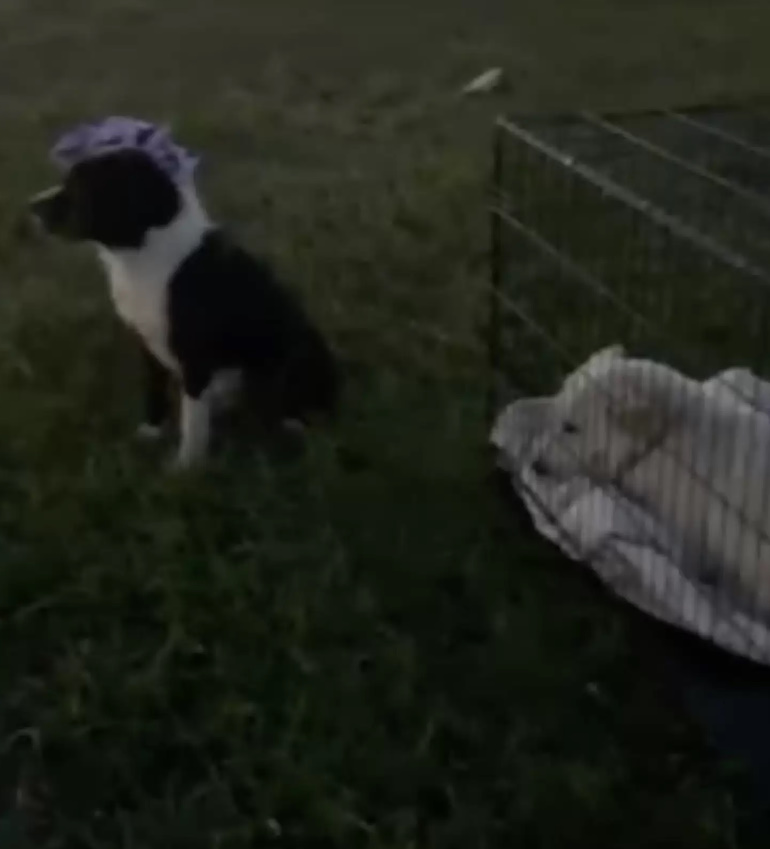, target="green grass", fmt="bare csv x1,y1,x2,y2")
493,121,770,394
0,1,769,845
